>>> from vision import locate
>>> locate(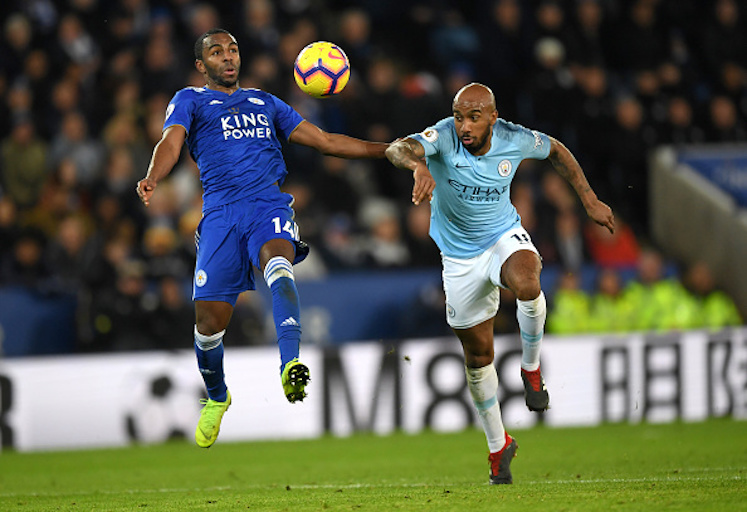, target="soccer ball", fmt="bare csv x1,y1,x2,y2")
293,41,350,98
